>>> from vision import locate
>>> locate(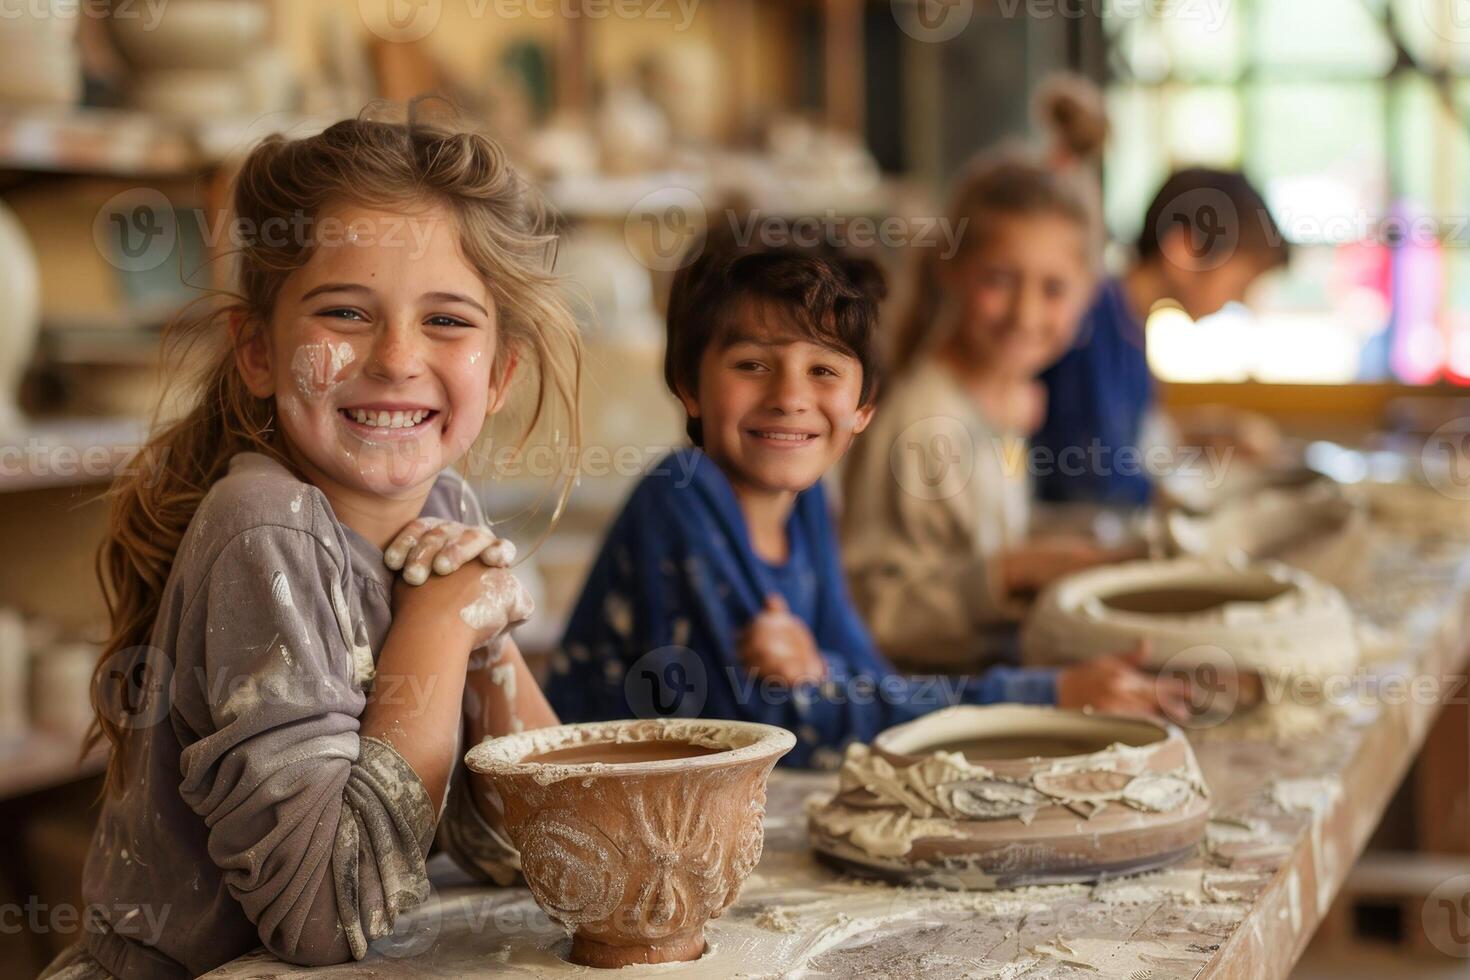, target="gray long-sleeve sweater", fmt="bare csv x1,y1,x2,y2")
53,452,517,980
